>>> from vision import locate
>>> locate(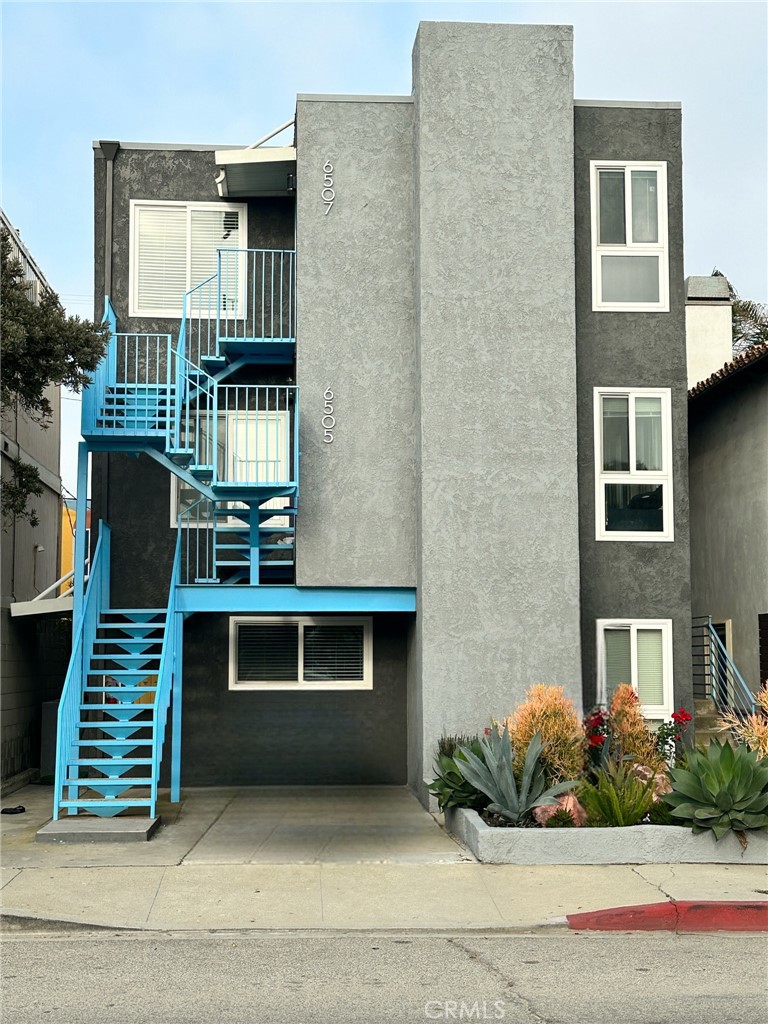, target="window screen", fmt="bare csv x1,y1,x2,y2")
238,623,299,682
303,624,365,682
